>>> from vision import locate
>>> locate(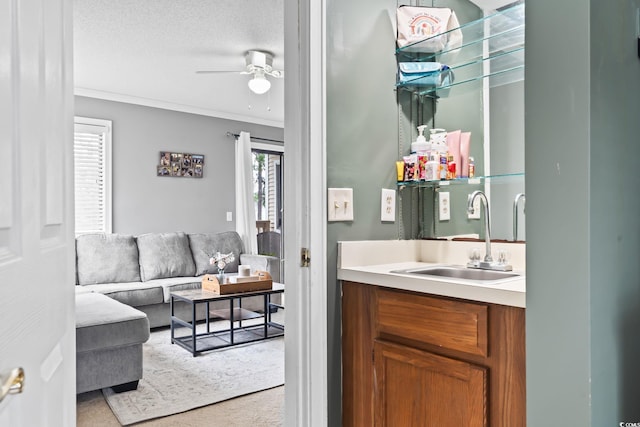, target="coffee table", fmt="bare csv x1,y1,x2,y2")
170,282,284,356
